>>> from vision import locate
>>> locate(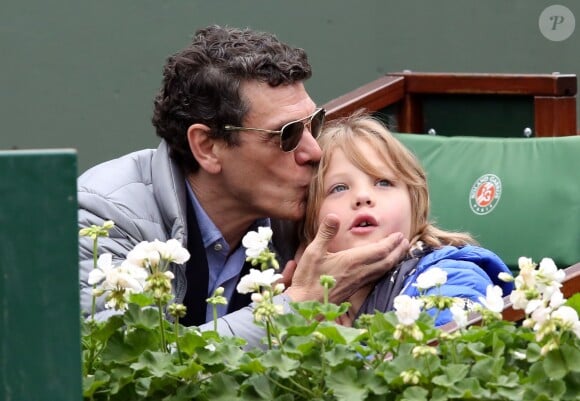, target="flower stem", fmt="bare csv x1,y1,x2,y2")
174,318,183,365
266,320,273,349
213,304,218,332
157,300,167,352
91,237,98,320
267,376,307,398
